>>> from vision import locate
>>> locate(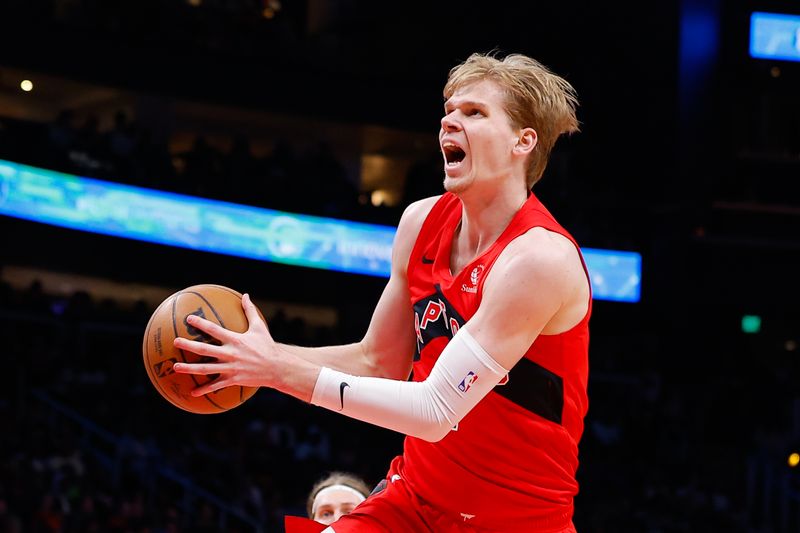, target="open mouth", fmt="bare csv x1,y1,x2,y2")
442,143,466,166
